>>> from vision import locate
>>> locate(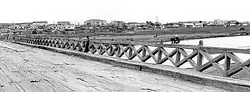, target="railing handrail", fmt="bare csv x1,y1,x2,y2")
26,36,250,54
